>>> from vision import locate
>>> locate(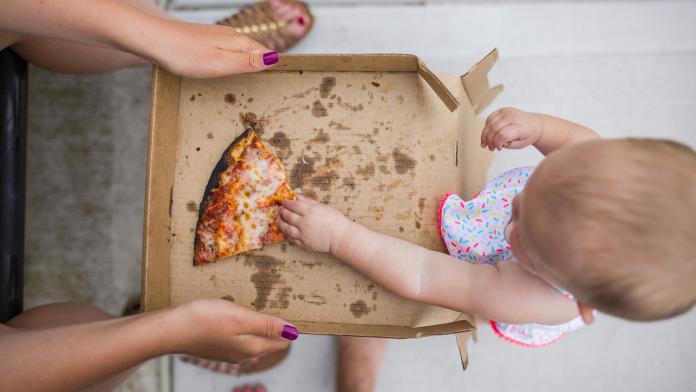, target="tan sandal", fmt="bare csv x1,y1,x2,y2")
218,0,314,53
179,347,290,376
